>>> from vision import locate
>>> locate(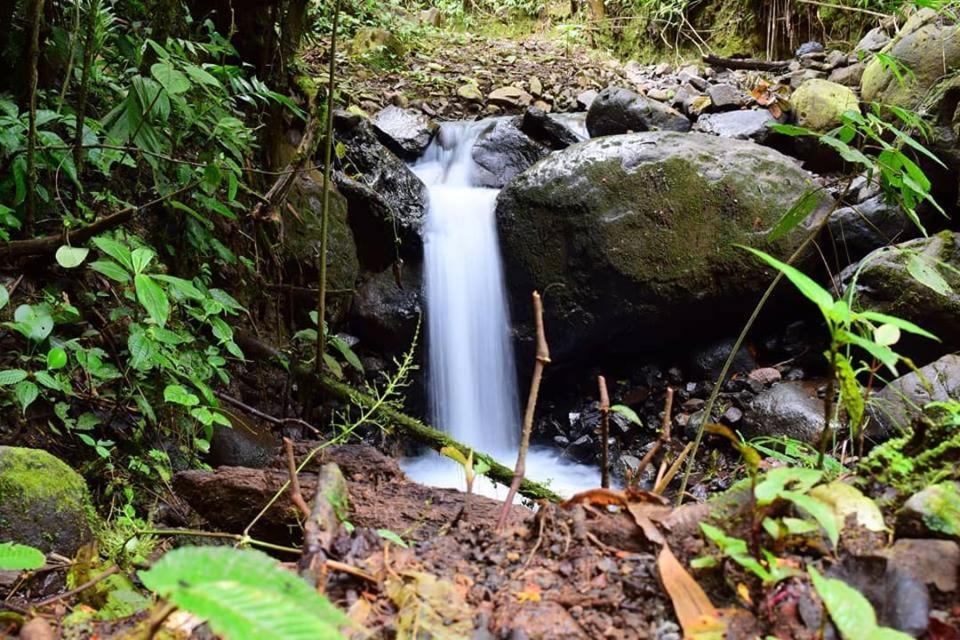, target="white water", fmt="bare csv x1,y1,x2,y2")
400,120,601,500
